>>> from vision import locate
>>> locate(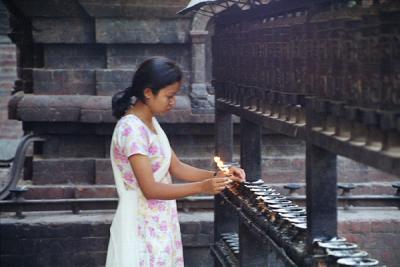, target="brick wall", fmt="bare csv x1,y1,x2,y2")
338,208,400,267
